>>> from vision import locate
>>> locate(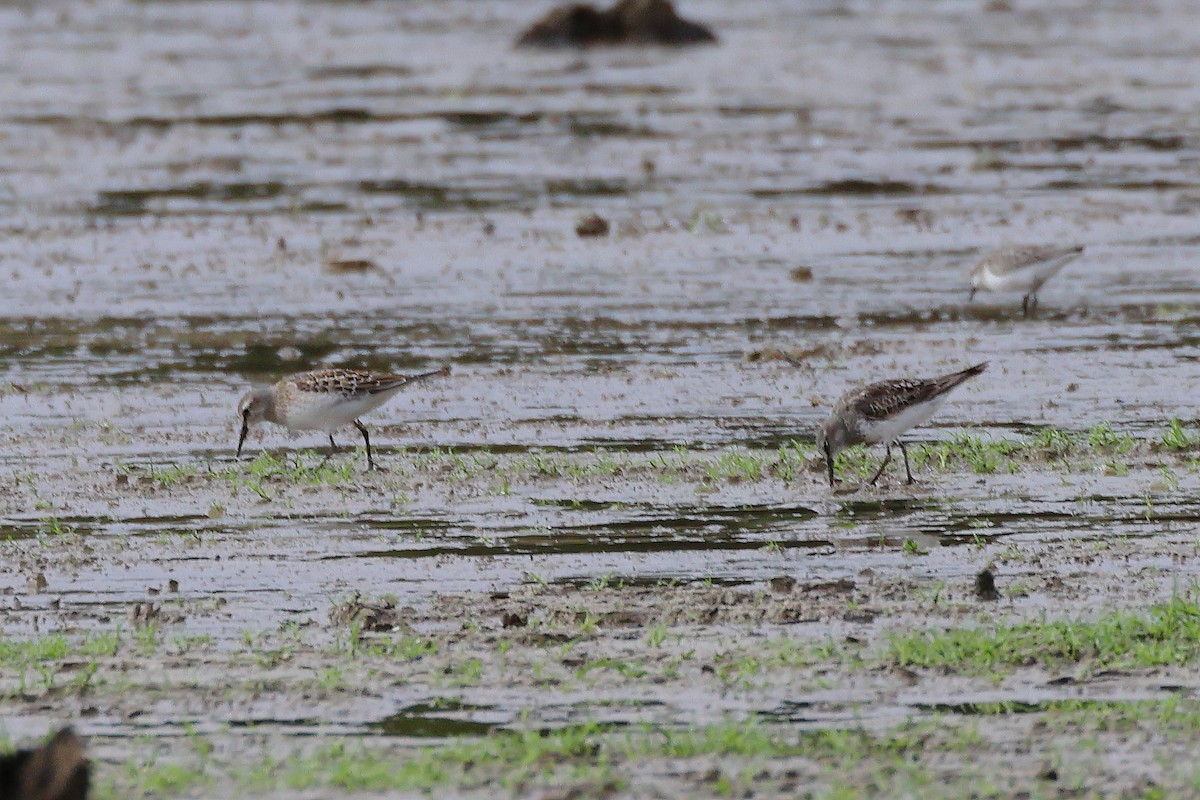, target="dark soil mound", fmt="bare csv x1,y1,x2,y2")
517,0,716,47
